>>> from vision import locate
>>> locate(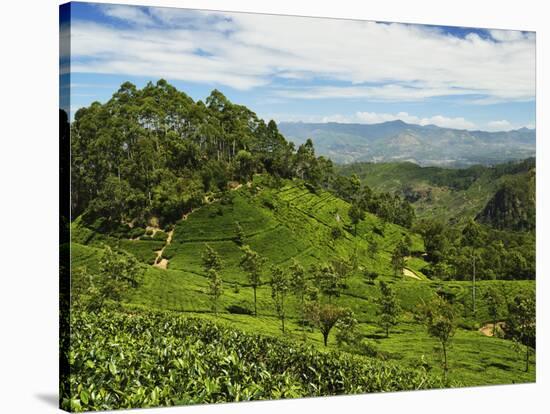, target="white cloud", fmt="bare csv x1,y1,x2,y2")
101,5,155,26
354,111,476,129
486,120,513,131
489,29,532,43
69,6,535,102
